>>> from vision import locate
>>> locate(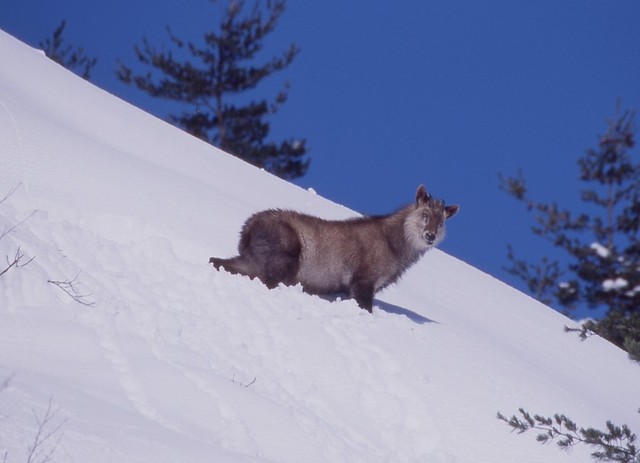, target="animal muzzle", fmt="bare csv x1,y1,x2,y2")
424,232,437,244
